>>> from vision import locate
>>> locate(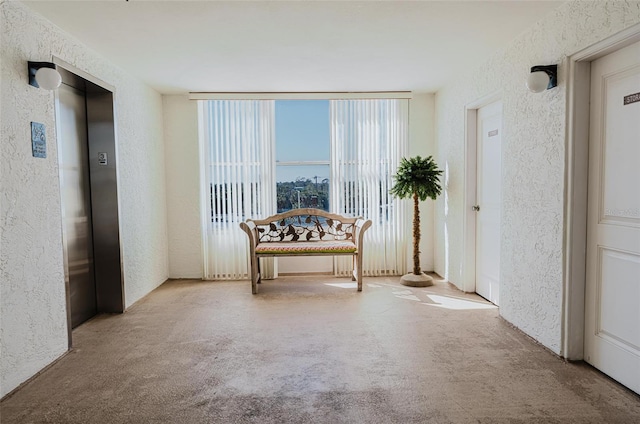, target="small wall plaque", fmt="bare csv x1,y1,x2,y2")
31,122,46,158
488,129,499,137
623,92,640,106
